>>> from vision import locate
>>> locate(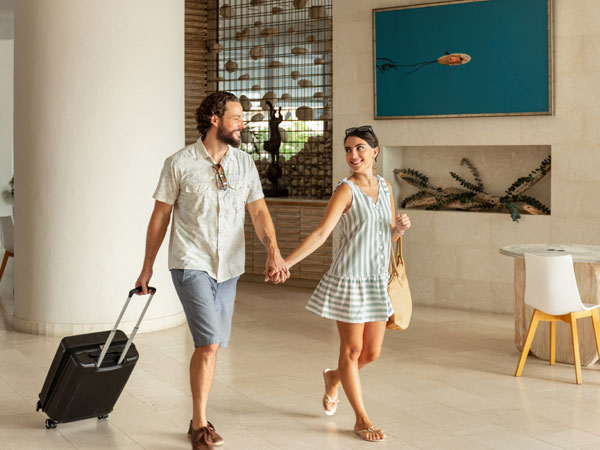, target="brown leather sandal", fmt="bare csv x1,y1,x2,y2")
188,420,224,447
